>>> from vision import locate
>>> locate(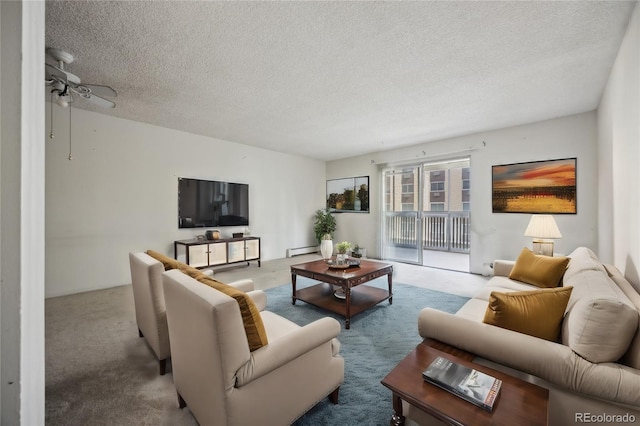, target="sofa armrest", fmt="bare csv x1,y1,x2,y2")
418,308,640,406
418,308,572,371
246,290,267,311
493,259,515,277
235,317,341,386
228,278,254,292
